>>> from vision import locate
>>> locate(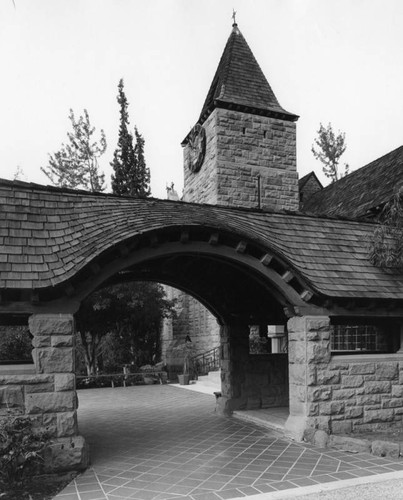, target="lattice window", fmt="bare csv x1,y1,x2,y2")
331,324,392,353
